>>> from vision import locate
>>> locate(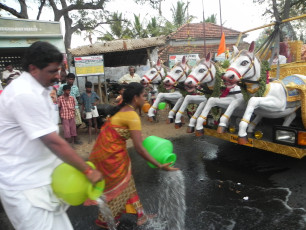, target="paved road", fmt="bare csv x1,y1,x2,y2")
1,134,306,230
